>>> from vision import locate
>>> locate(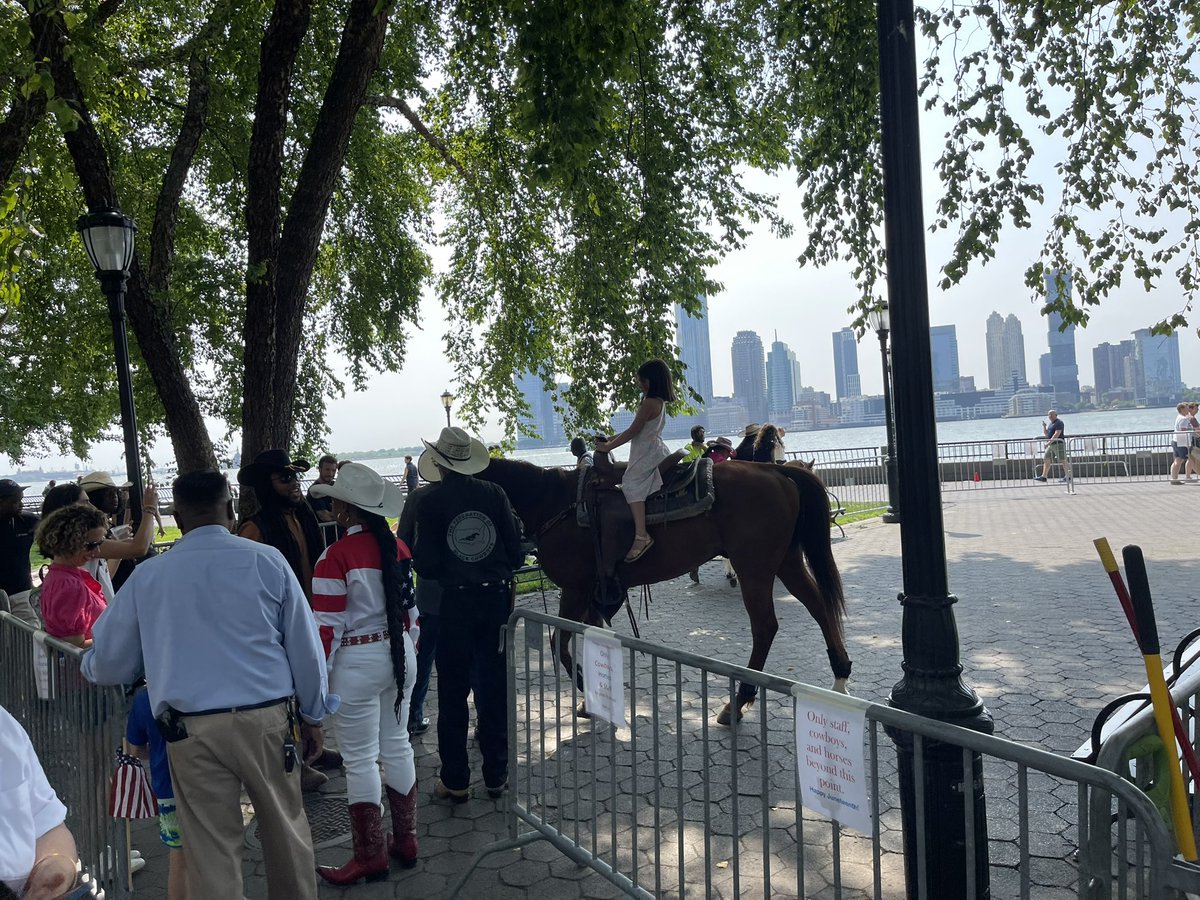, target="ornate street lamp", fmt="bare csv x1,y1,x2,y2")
867,304,900,523
77,206,145,526
877,1,991,896
440,390,454,427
